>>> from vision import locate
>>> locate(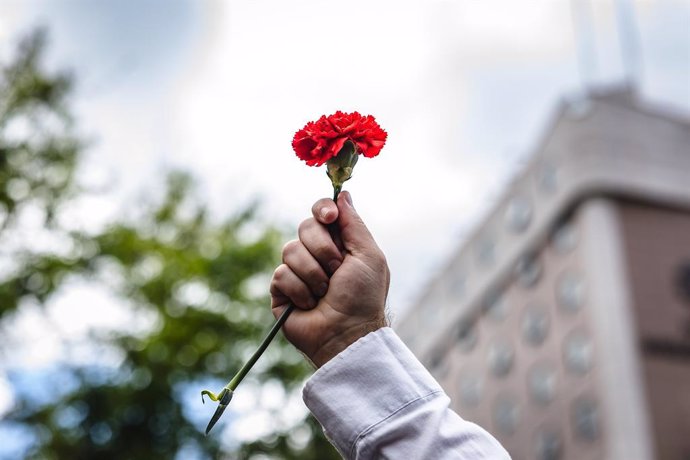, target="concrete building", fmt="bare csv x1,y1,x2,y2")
396,87,690,460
